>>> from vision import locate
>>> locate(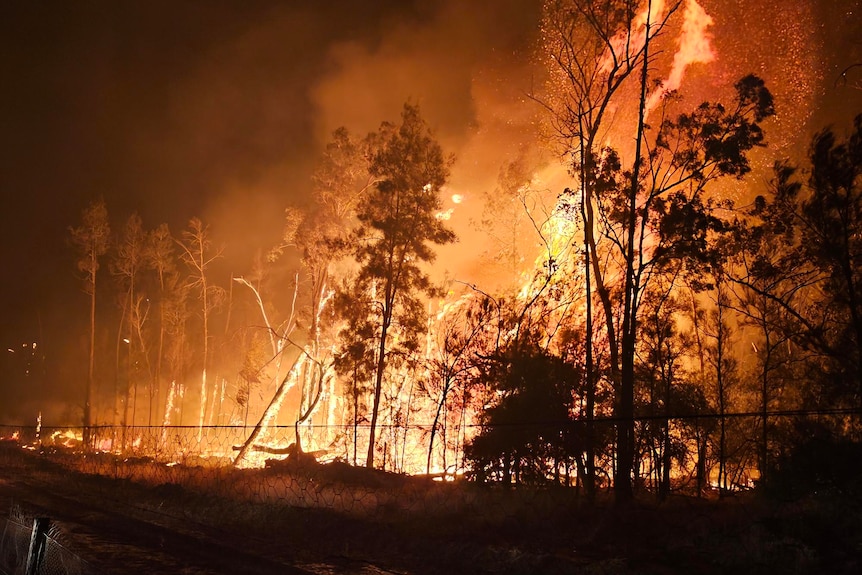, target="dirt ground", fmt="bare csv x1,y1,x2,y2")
0,444,405,575
1,442,860,575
